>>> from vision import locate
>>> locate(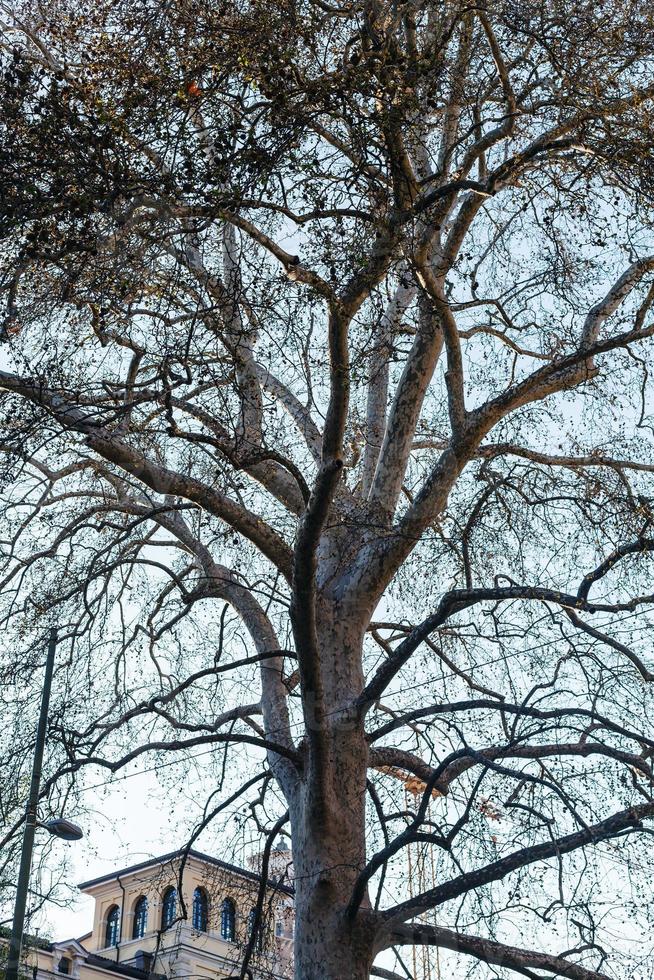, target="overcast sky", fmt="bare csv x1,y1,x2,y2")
38,766,177,940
